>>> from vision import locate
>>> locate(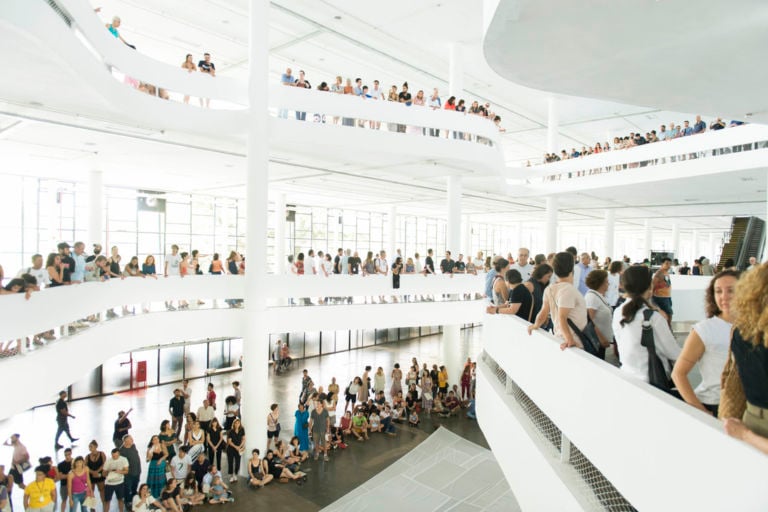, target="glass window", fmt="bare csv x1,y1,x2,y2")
305,331,320,357
159,346,185,384
102,353,133,394
184,343,208,379
70,366,102,399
